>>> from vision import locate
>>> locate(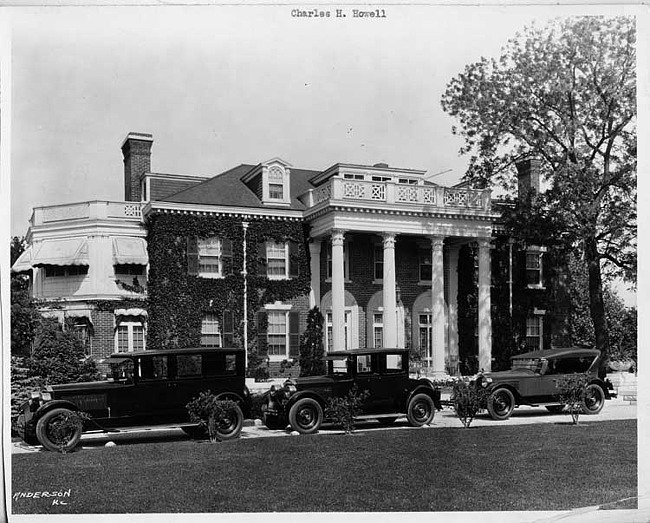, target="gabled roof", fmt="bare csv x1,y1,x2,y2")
163,164,320,210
